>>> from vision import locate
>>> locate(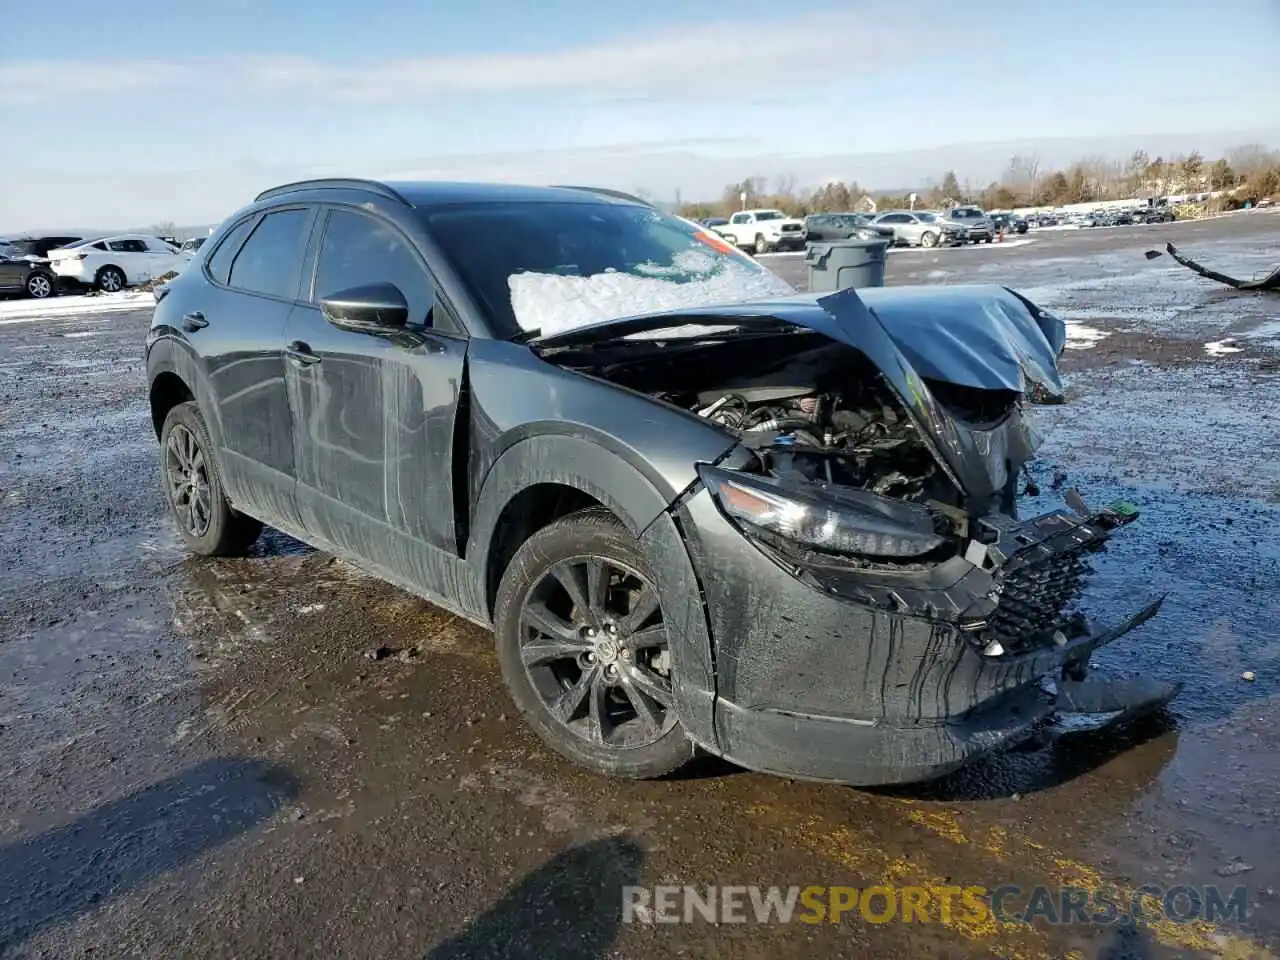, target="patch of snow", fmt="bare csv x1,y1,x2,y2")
953,237,1040,250
508,252,796,339
1064,321,1110,350
61,331,98,338
0,291,153,324
1205,338,1243,356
